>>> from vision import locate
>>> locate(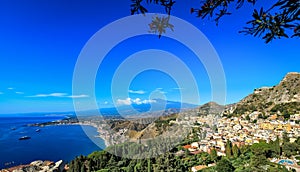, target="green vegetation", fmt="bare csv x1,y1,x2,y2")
232,104,258,116
154,114,177,134
225,140,233,157
69,146,208,172
68,132,300,172
231,101,300,118
271,102,300,116
215,157,235,172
